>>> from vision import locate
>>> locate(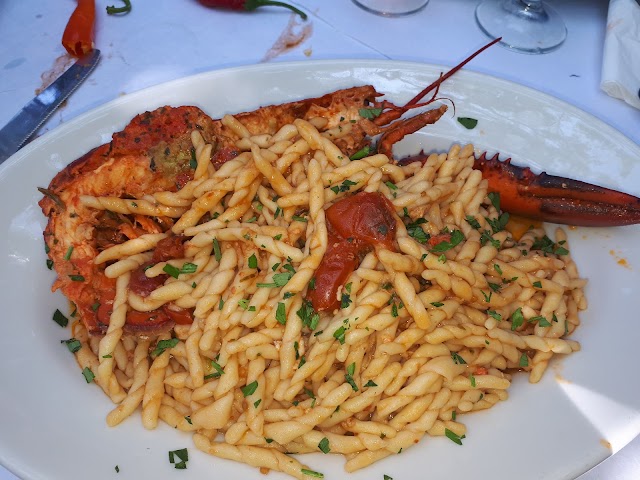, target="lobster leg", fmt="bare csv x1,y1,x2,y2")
377,105,448,158
474,153,640,227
